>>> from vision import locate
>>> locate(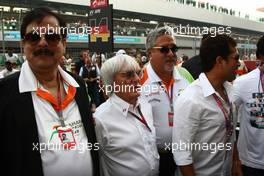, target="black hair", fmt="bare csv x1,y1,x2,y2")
256,36,264,58
200,34,237,72
20,7,67,39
